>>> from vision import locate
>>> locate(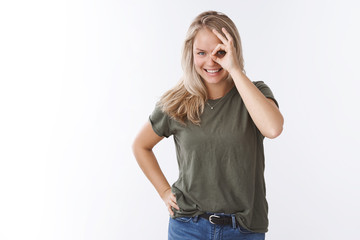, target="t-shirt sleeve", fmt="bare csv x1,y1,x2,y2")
252,81,279,108
148,103,173,138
